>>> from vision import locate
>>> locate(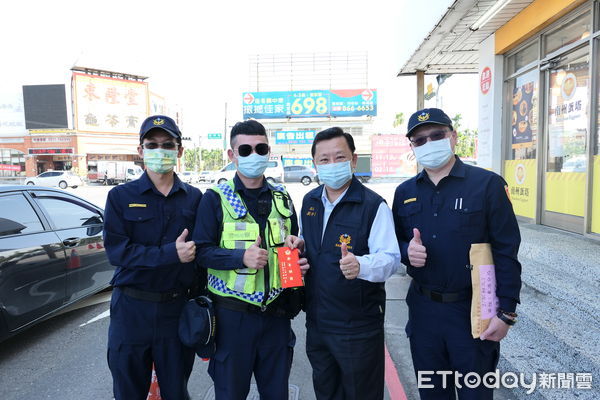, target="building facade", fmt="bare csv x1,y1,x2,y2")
0,68,177,181
400,0,600,237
